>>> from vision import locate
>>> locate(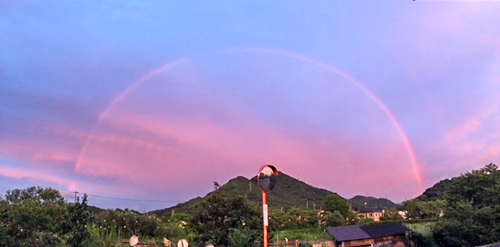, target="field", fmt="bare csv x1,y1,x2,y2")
404,222,438,247
273,228,332,243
